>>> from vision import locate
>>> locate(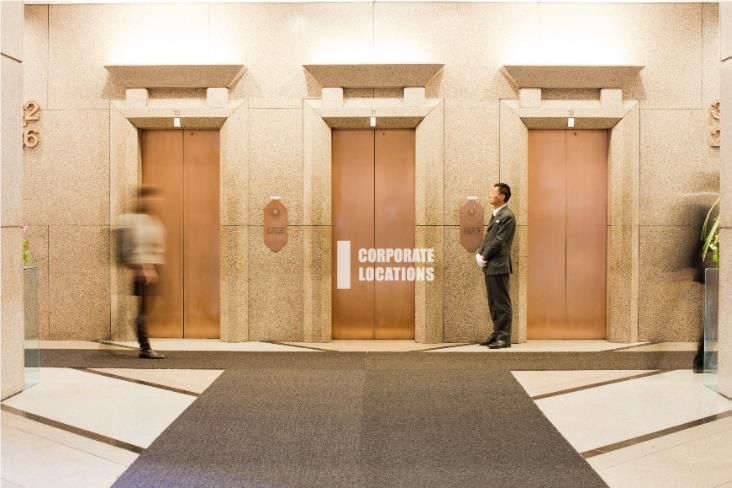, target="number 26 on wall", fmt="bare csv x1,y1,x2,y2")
23,101,40,148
